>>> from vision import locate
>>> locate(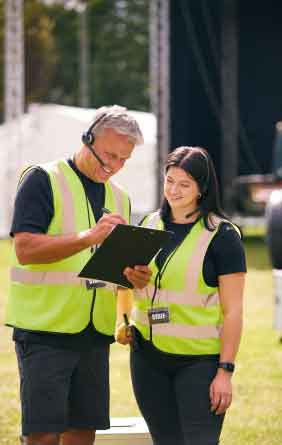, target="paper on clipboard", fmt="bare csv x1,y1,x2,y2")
78,224,173,288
